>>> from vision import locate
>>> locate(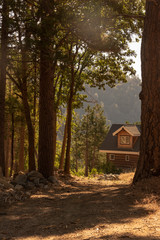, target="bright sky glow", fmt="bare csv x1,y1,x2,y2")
129,40,141,79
